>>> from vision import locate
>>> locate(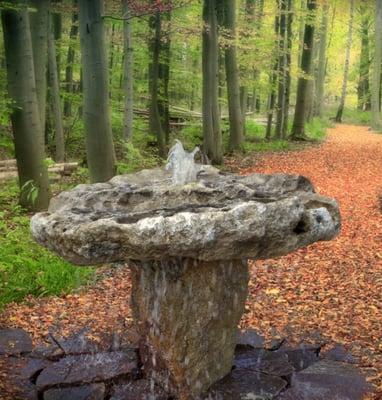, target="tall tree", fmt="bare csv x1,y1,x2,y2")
282,0,293,137
275,0,287,139
266,12,280,140
371,0,382,130
122,0,134,140
29,0,49,147
47,7,65,162
335,0,355,123
221,0,243,151
314,0,329,117
1,4,50,210
202,0,222,164
357,3,371,112
148,11,166,157
63,1,78,119
78,0,116,182
290,0,316,140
